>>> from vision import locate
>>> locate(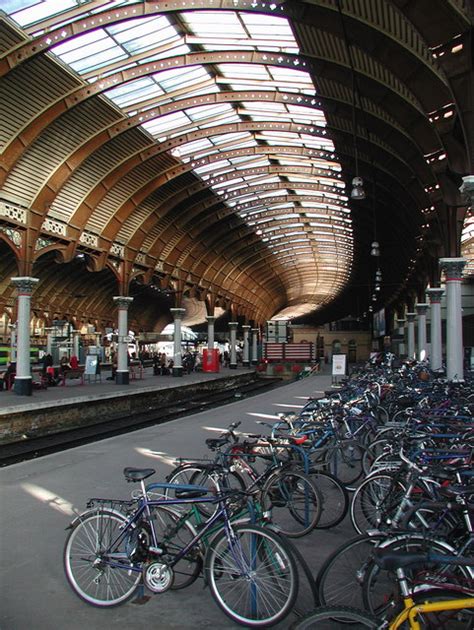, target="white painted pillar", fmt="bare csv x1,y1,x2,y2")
406,313,416,360
416,303,428,361
396,318,406,356
251,328,259,365
45,327,53,355
206,315,215,350
439,258,466,381
242,325,251,367
73,330,80,358
229,322,238,369
11,277,39,396
113,296,133,384
426,288,444,372
170,307,186,377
